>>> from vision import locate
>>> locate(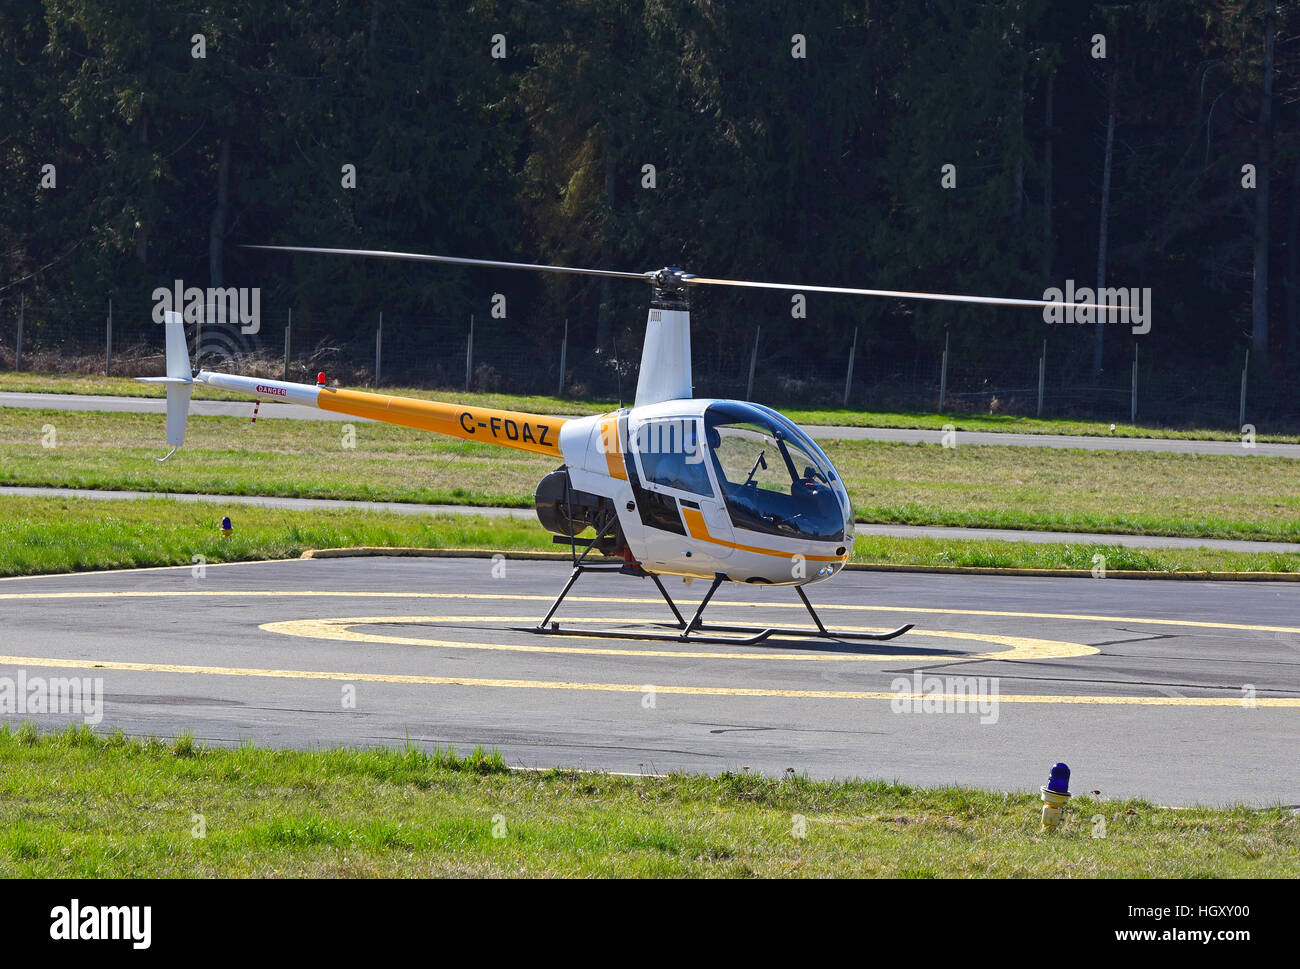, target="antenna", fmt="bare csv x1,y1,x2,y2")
612,333,623,410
